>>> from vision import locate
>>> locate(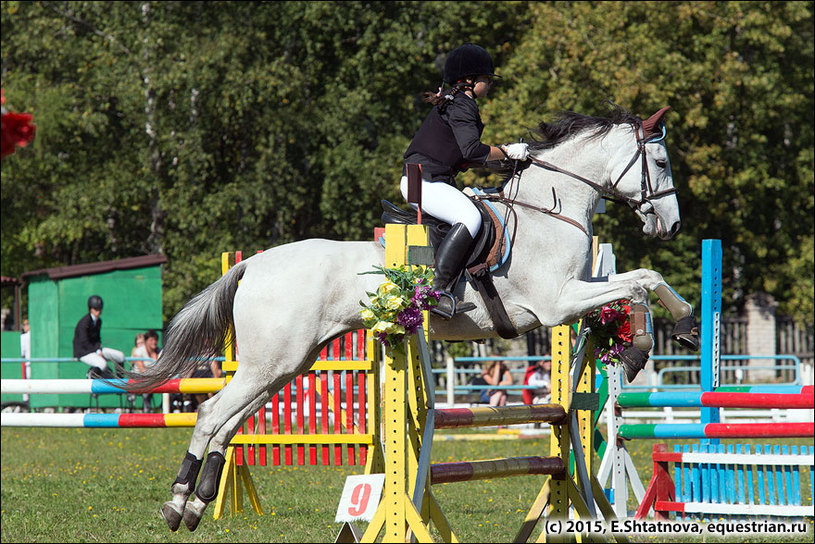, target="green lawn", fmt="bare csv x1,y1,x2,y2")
1,427,812,542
